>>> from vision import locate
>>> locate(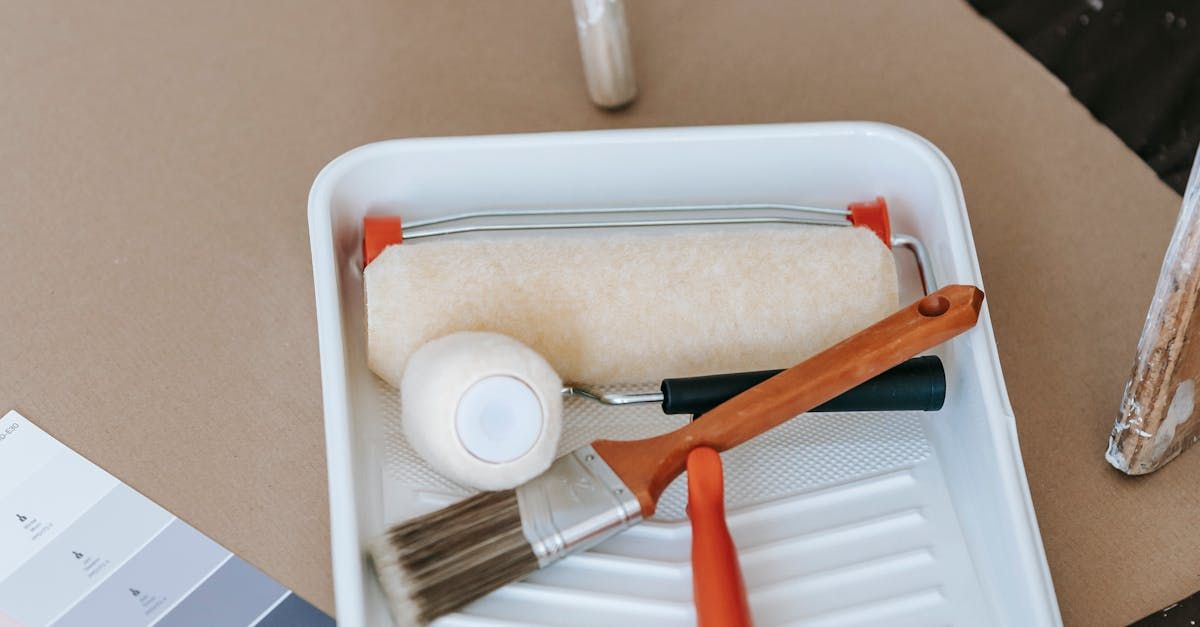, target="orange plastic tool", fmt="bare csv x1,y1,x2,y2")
362,216,404,266
848,196,892,247
687,447,753,627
